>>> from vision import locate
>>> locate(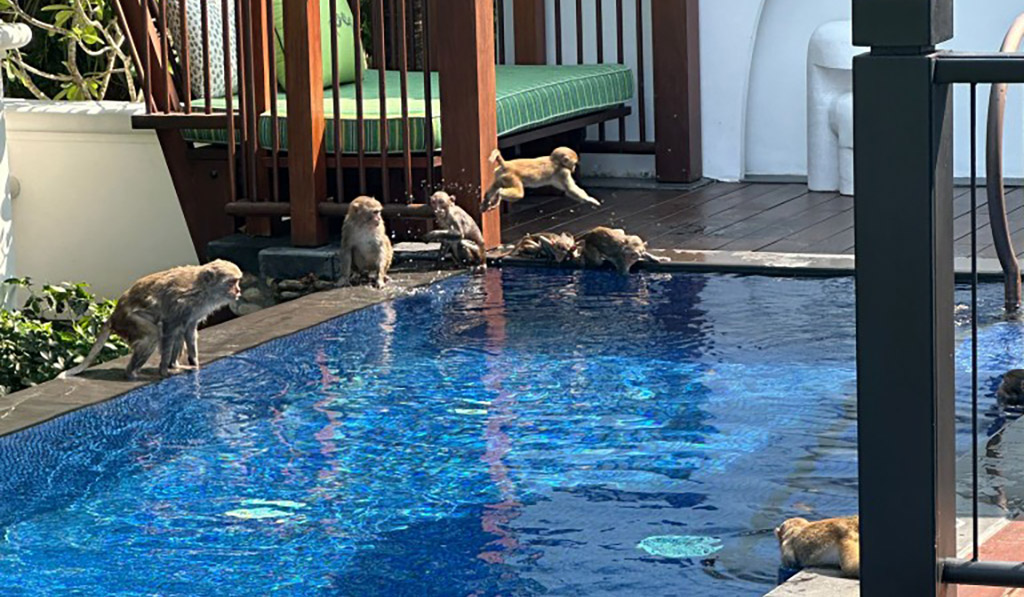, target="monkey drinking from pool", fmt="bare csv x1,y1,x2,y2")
58,259,243,380
482,147,600,211
575,226,667,275
422,191,486,270
775,515,860,578
338,196,393,288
